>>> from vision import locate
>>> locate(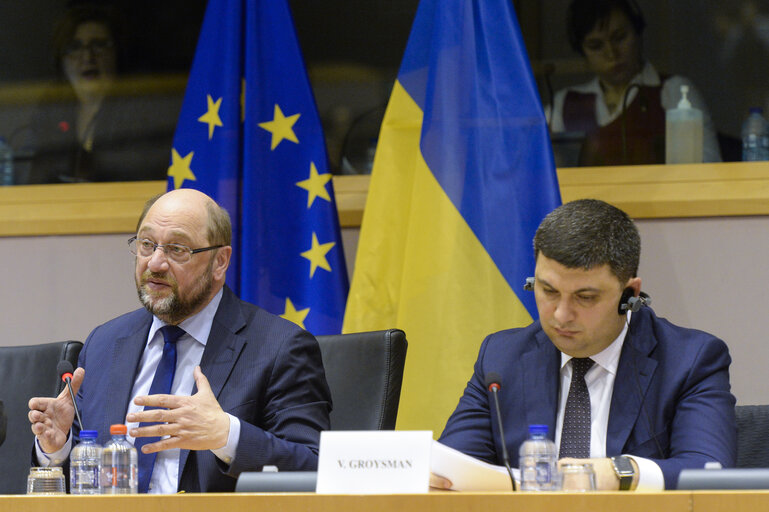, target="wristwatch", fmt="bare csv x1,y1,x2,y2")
610,456,635,490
